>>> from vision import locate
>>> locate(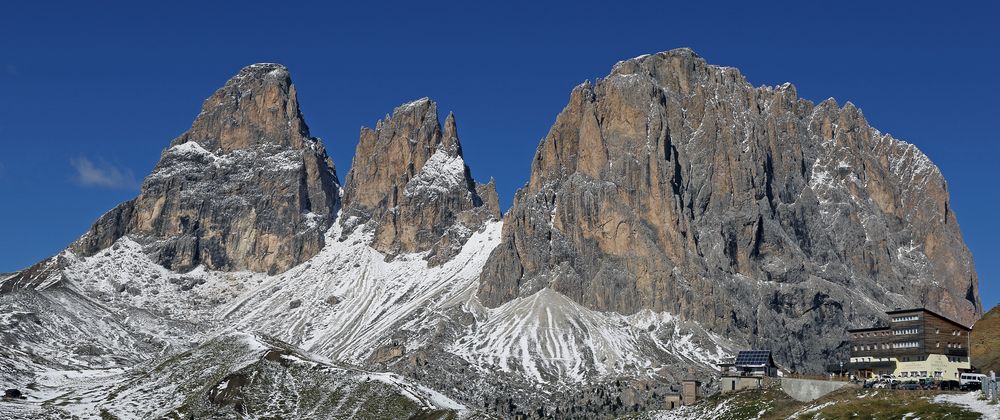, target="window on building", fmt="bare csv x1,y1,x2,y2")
934,371,943,378
920,371,927,377
892,315,919,322
901,372,909,377
892,342,919,349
